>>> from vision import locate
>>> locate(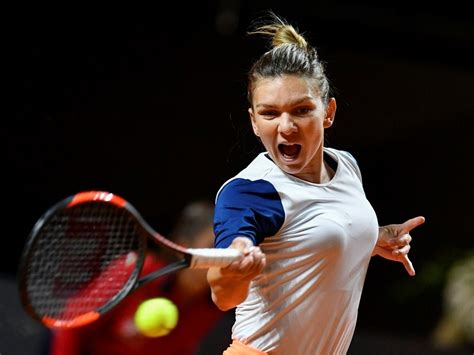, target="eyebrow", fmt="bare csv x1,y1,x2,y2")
255,96,314,108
